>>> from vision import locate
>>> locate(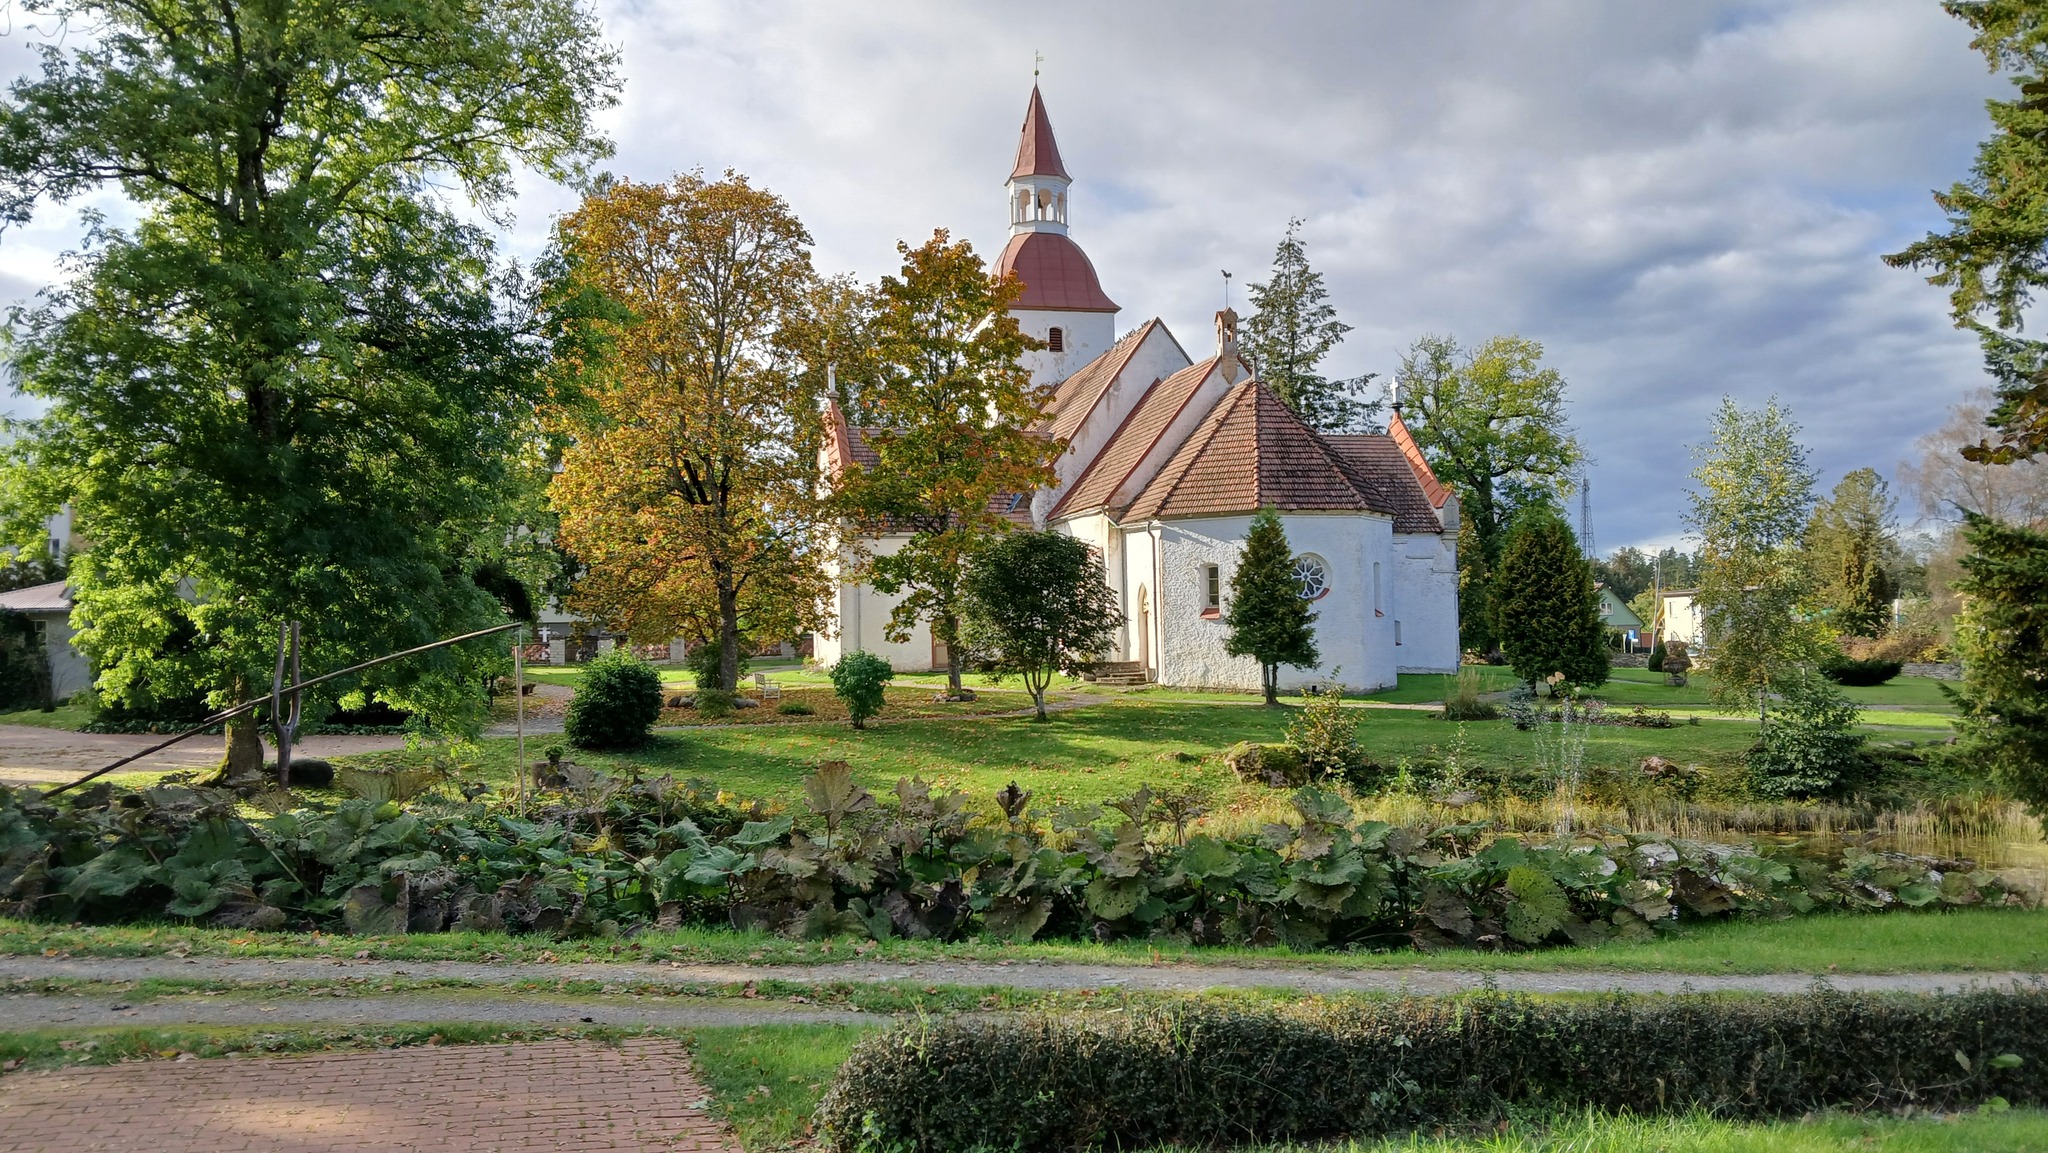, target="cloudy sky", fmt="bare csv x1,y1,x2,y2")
0,0,2011,549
